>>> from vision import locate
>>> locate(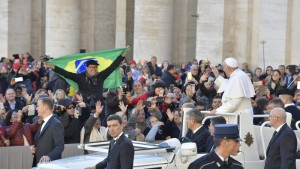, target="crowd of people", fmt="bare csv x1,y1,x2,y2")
0,52,299,168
